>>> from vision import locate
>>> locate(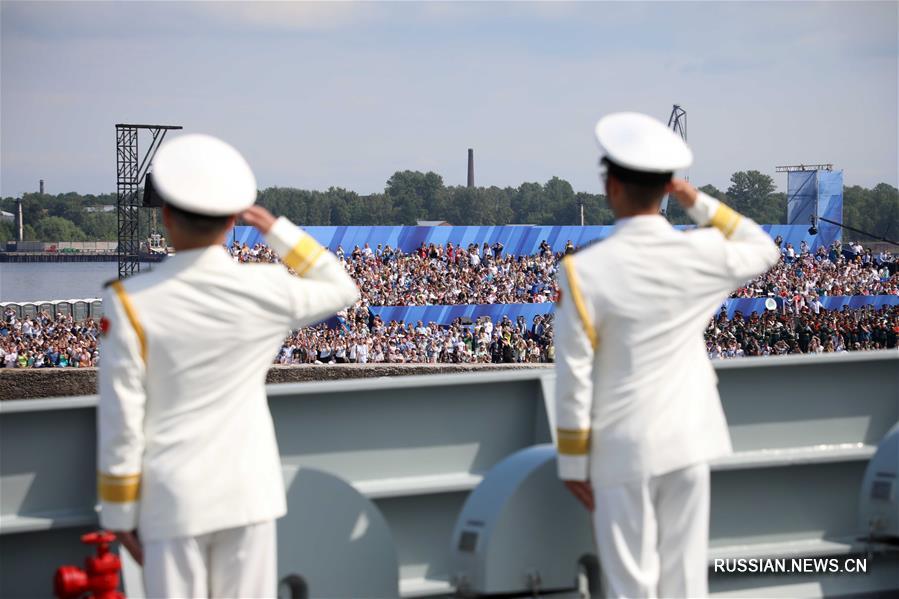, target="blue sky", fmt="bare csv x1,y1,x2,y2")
1,1,896,197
